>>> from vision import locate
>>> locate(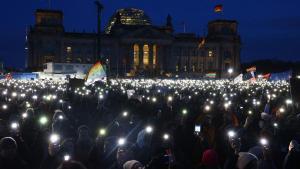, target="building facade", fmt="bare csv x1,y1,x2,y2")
27,8,241,78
